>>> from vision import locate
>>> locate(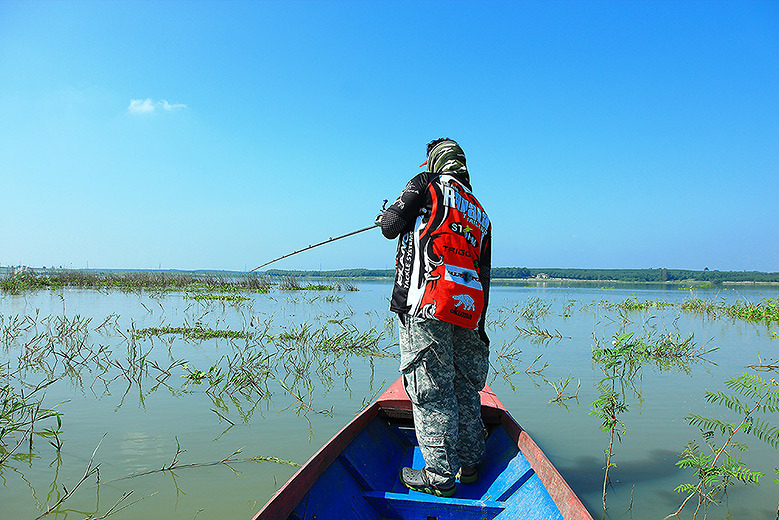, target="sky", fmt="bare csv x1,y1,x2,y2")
1,0,777,273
